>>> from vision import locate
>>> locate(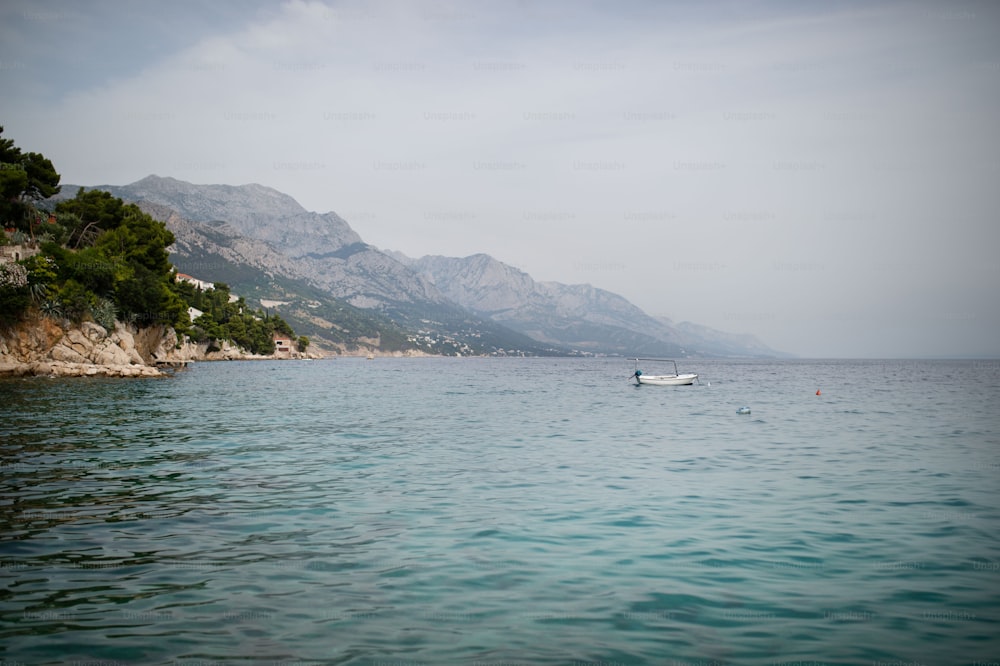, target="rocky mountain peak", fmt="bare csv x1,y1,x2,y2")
414,254,537,314
102,175,361,259
122,175,307,223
